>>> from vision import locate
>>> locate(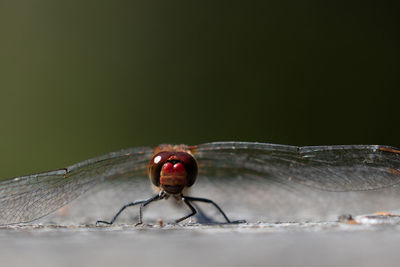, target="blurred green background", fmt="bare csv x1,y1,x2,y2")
0,0,398,179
